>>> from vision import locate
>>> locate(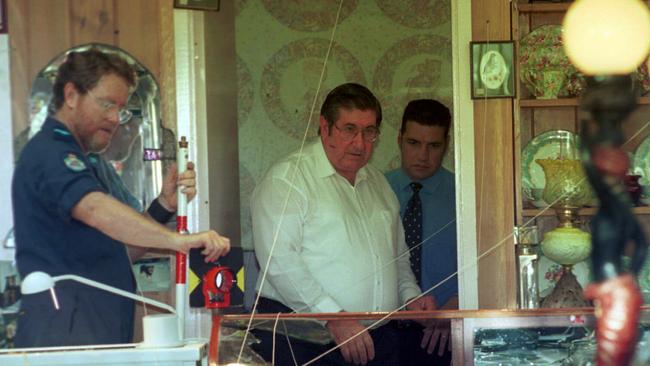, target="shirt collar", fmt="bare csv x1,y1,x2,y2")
396,167,444,193
44,116,75,142
313,140,336,178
